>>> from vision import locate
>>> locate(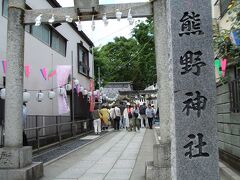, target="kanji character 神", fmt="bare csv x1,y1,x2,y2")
182,91,207,117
